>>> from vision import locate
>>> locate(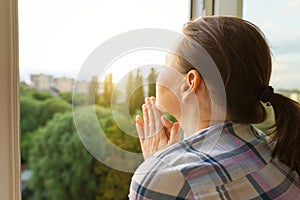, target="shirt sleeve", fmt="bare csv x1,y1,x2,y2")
129,156,195,200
